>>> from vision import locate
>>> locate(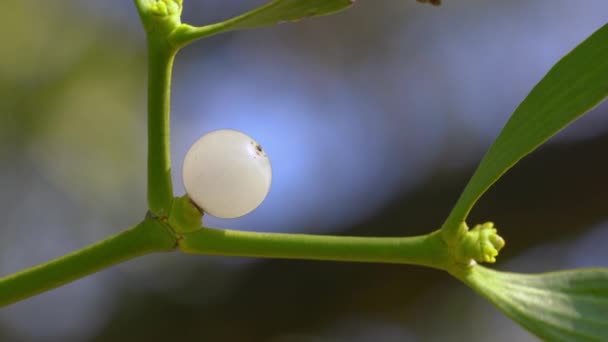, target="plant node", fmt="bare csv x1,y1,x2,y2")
168,195,203,234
